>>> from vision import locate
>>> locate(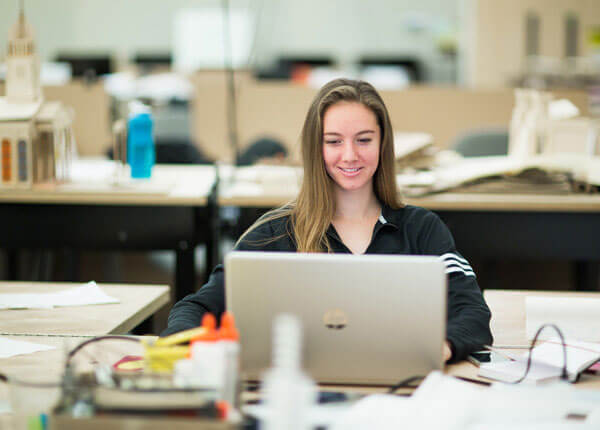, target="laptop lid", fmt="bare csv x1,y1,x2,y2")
225,251,447,385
